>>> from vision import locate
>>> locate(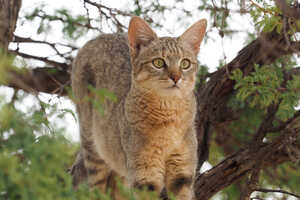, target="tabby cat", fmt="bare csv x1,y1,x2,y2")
71,16,207,200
